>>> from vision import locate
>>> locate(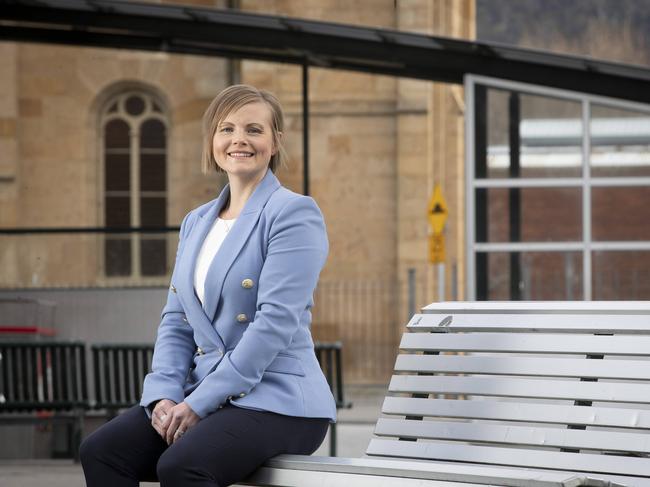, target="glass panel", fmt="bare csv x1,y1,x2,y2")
590,104,650,177
518,93,583,178
141,238,167,276
476,187,581,242
1,232,176,288
140,153,166,191
105,153,130,191
125,95,145,116
486,87,509,154
140,119,166,148
140,197,166,228
484,88,582,179
592,186,650,241
478,251,583,300
105,196,130,227
593,251,650,300
105,238,131,276
104,119,130,149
